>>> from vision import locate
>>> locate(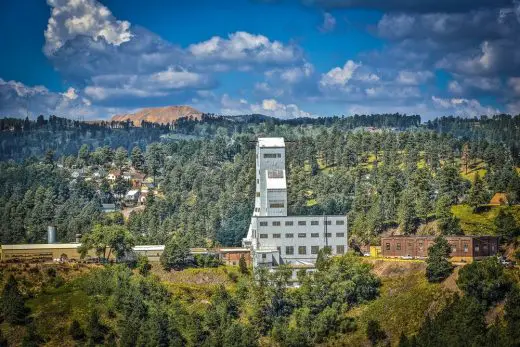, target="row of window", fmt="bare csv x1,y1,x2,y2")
259,220,344,227
384,242,494,253
259,232,345,239
263,153,282,158
281,245,345,255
